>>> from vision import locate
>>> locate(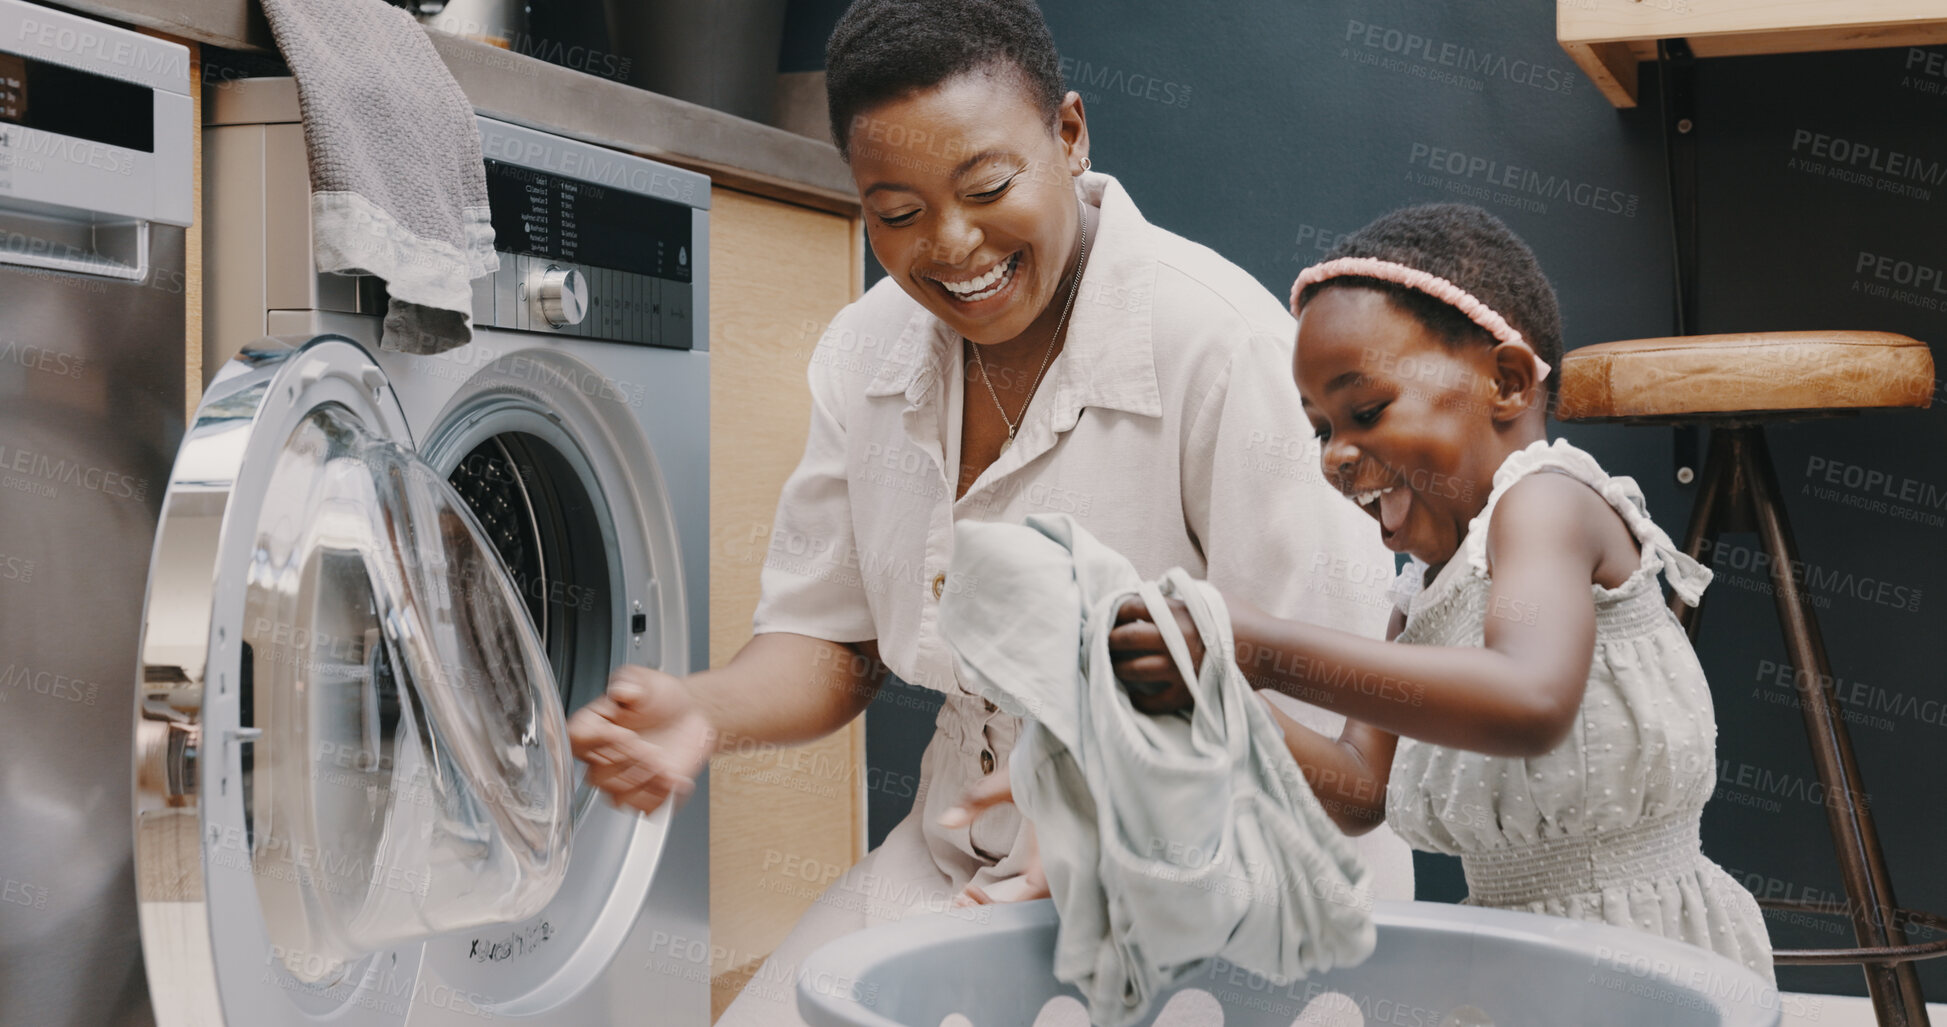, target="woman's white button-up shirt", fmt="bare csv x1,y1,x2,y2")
753,172,1396,741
